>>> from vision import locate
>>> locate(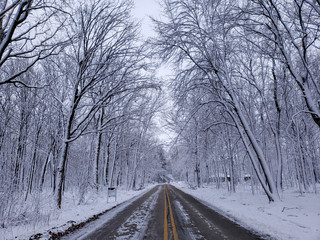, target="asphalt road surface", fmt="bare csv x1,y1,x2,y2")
65,184,263,240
